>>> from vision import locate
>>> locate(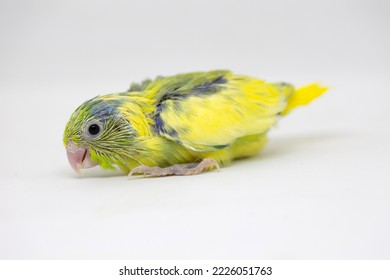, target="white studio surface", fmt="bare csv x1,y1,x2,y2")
0,0,389,259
